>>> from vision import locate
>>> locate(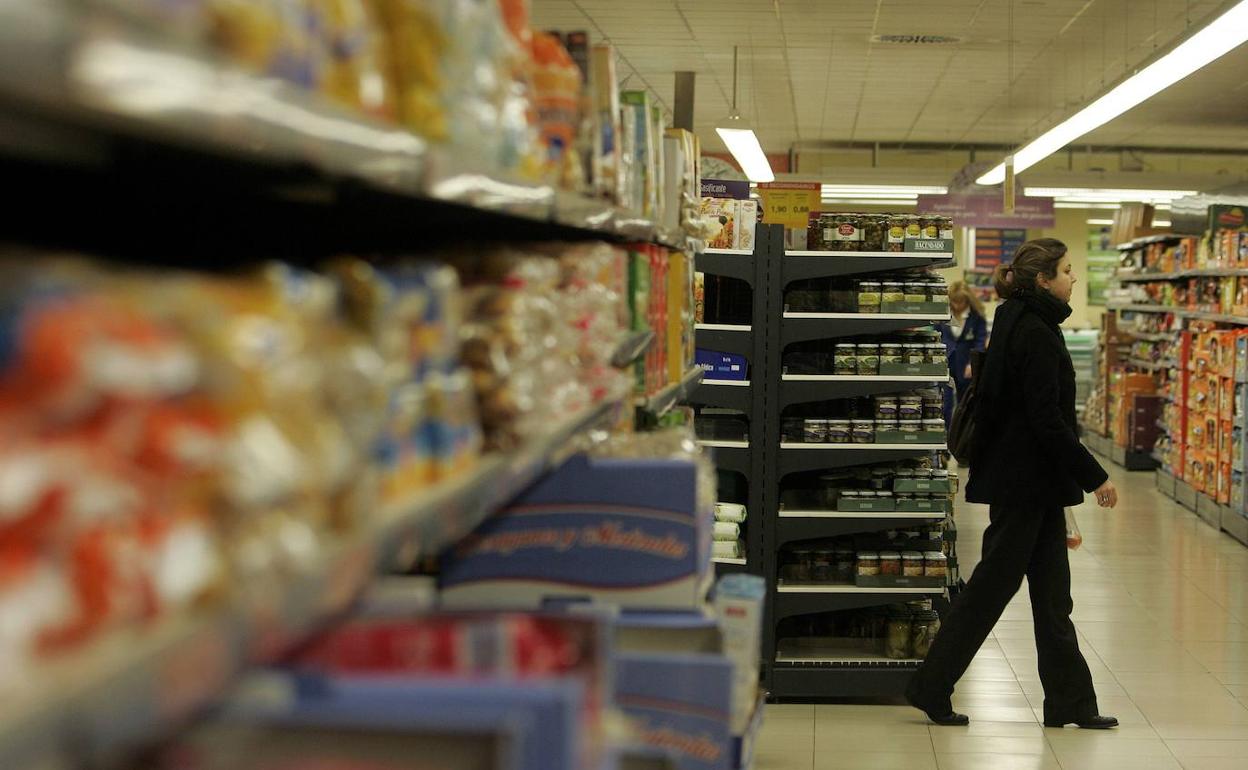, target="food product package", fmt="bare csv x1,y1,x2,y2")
713,503,747,523
712,522,739,542
713,574,765,735
439,454,711,610
711,540,742,560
